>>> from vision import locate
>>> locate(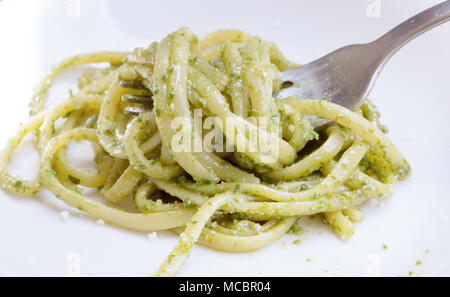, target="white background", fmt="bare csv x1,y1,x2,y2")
0,0,449,276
